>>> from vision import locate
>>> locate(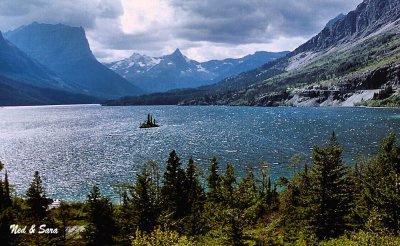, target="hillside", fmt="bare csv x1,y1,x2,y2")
0,31,97,106
5,22,142,99
184,0,400,106
105,0,400,107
